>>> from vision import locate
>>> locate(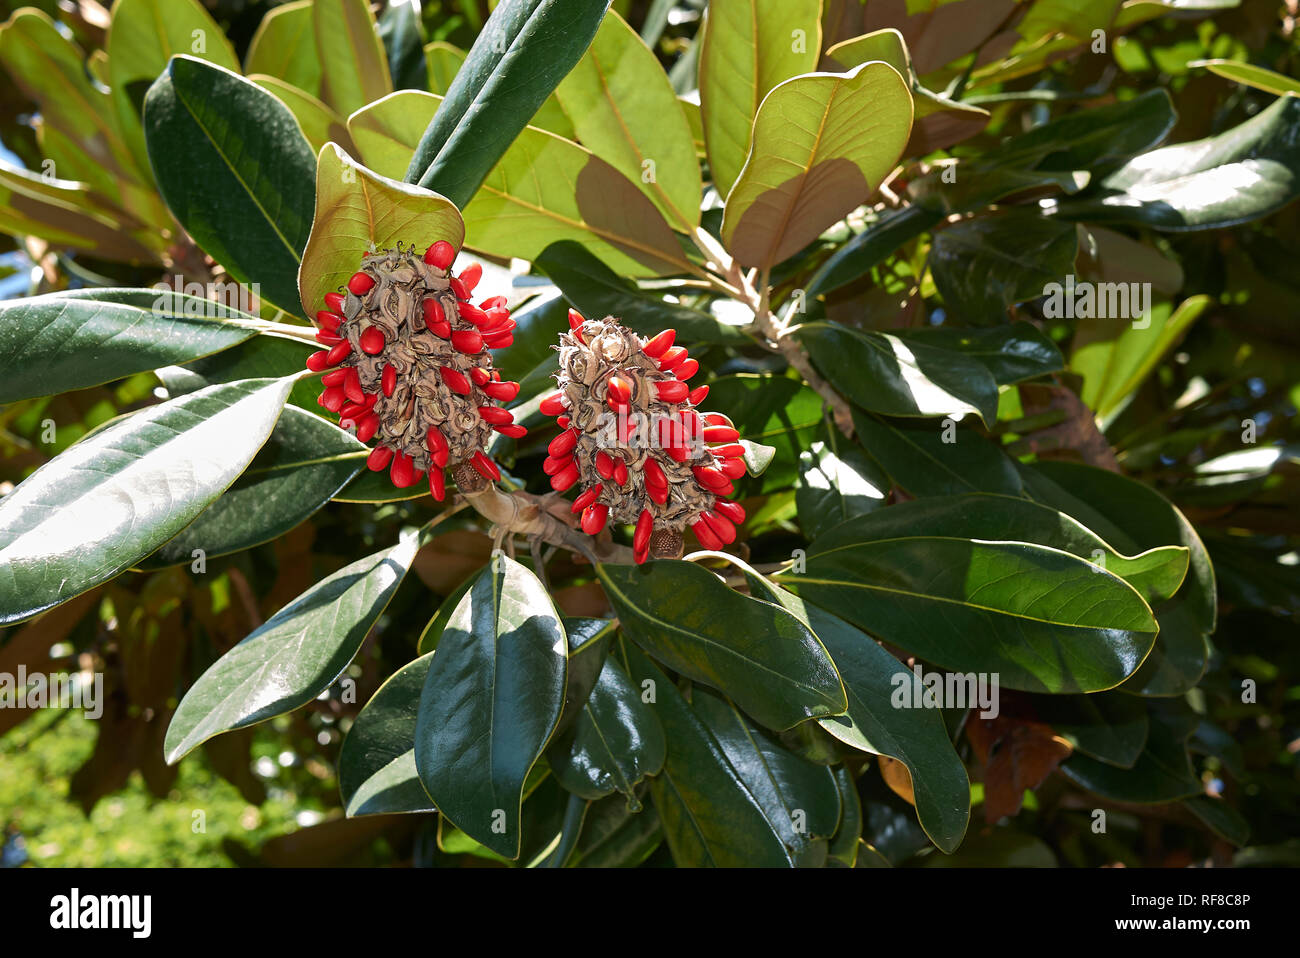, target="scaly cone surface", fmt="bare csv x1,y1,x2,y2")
538,311,748,564
305,241,522,501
